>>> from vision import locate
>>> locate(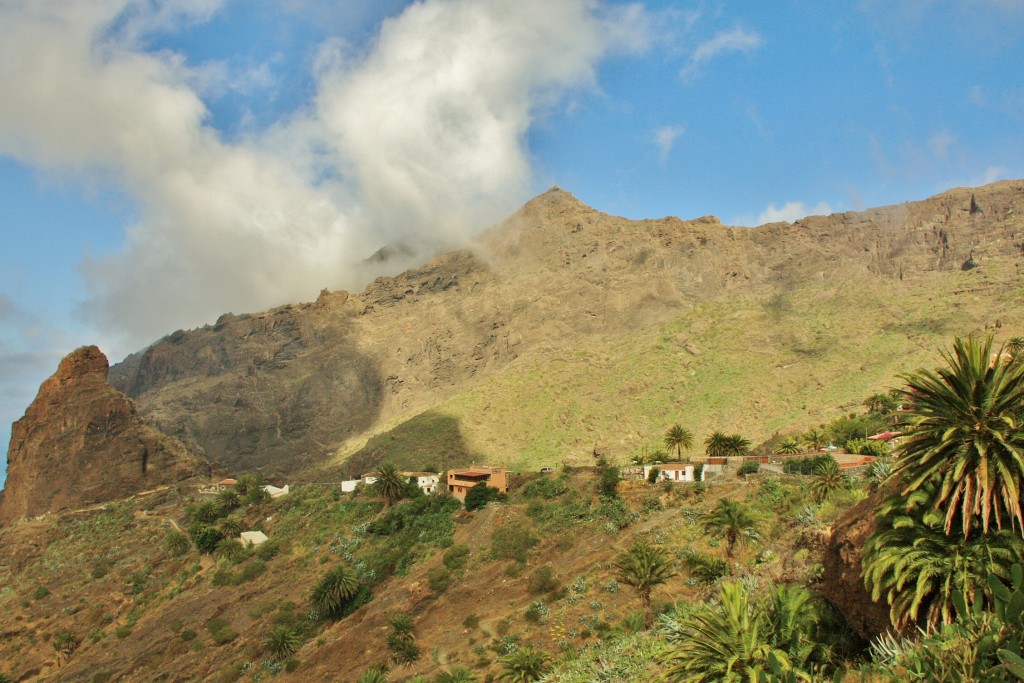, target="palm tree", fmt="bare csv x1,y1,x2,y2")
705,431,730,458
802,428,826,453
434,666,478,683
613,540,678,628
893,334,1024,536
704,498,758,559
309,563,360,619
664,424,694,459
373,462,408,507
809,458,849,502
775,436,802,455
724,434,751,458
497,646,551,682
264,625,301,661
863,487,1024,629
